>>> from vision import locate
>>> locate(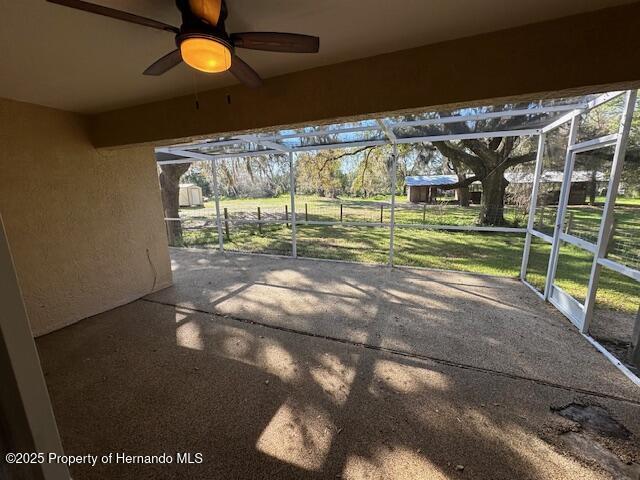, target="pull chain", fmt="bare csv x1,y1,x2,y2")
191,71,200,110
